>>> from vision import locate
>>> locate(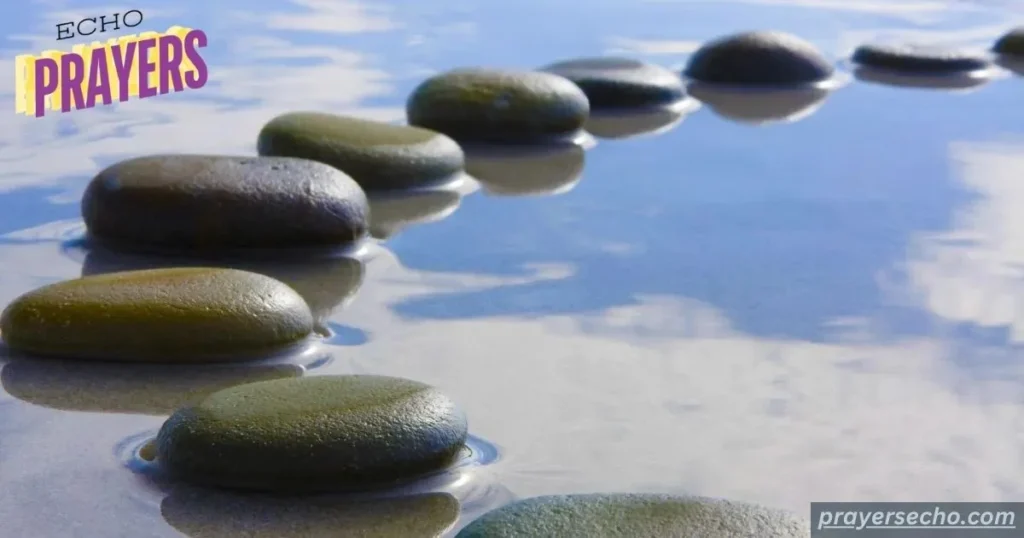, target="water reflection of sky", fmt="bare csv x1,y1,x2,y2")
3,0,1024,534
